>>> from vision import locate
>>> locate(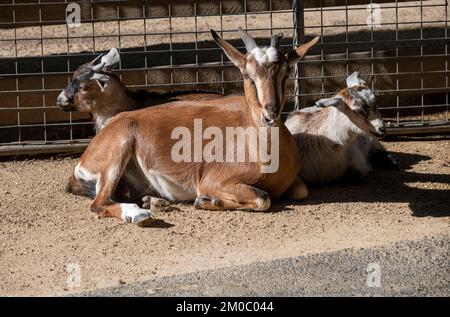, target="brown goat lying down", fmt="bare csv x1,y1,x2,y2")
57,48,221,132
63,29,318,226
285,72,399,185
